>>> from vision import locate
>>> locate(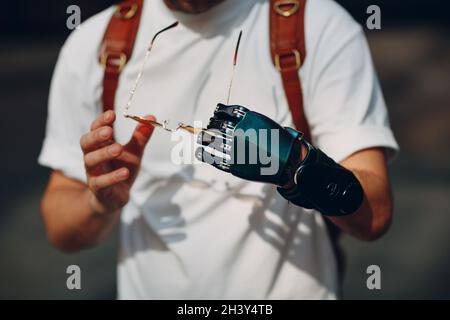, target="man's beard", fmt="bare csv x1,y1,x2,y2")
163,0,226,14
